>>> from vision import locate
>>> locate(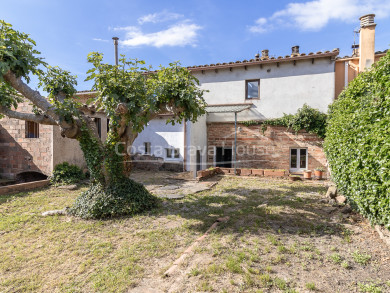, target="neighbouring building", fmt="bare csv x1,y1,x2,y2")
0,14,387,180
